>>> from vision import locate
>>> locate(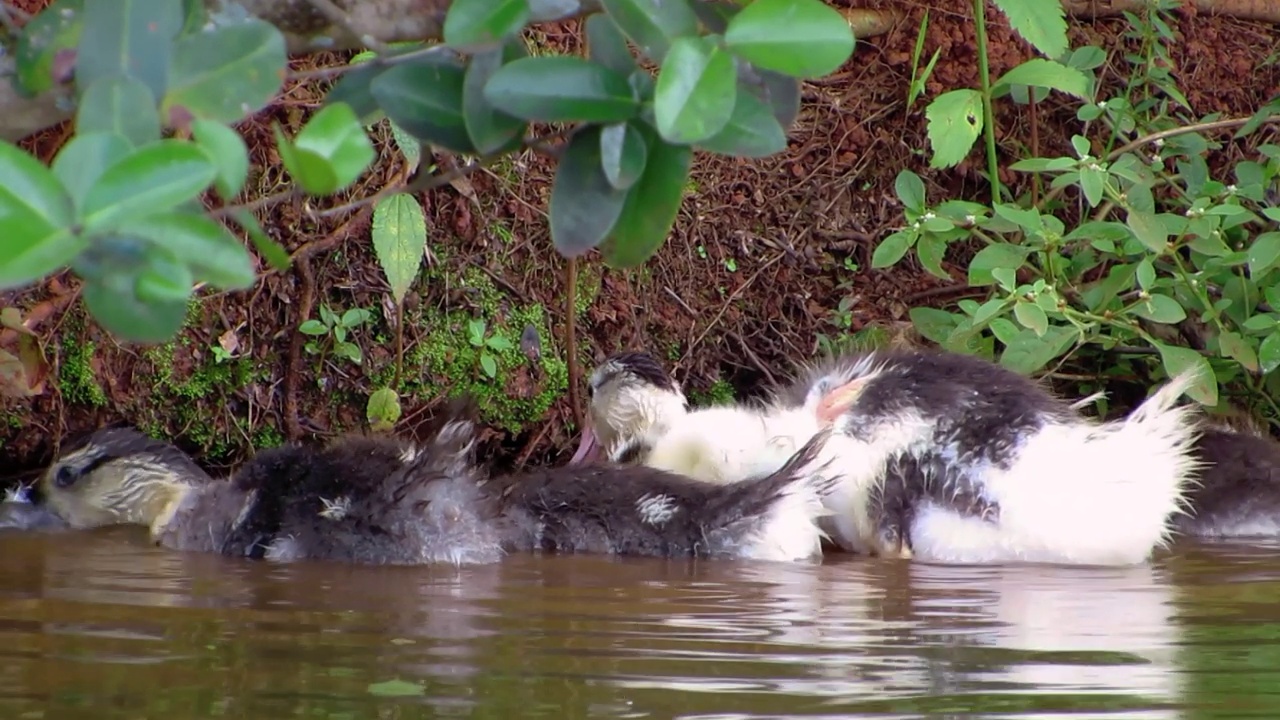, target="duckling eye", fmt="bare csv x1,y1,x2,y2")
587,385,595,399
53,465,78,489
